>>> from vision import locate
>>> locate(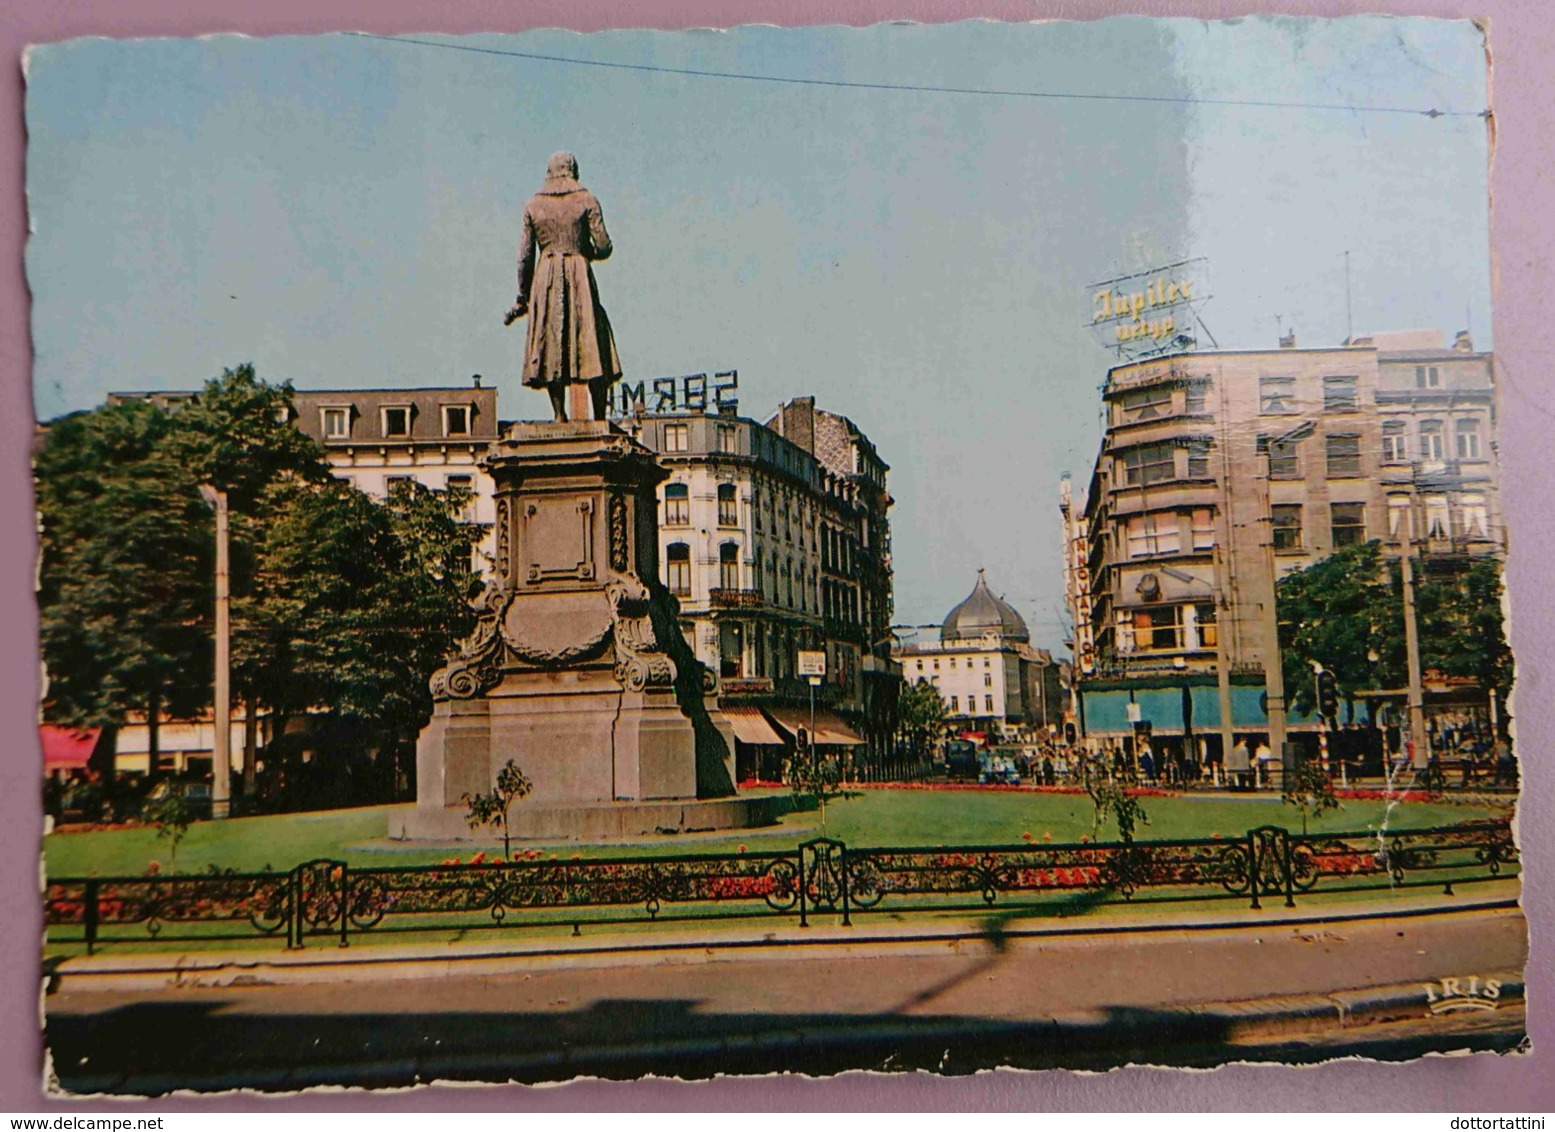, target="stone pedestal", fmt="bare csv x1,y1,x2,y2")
402,421,763,842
